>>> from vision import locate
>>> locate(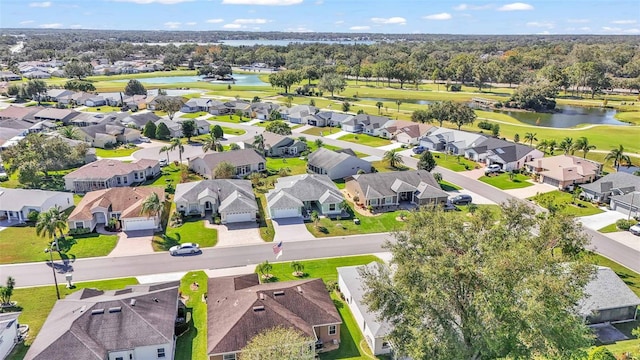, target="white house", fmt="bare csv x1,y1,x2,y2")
174,180,258,224
466,138,543,171
266,174,344,219
307,148,372,180
188,149,266,180
0,312,21,360
419,128,487,155
63,159,160,193
0,188,74,223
